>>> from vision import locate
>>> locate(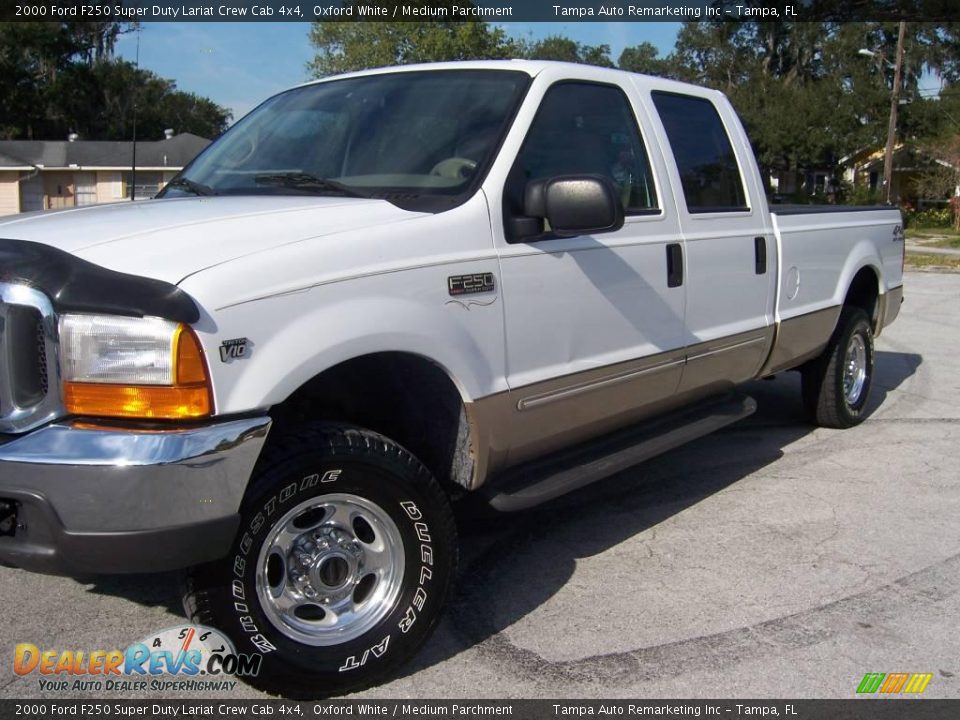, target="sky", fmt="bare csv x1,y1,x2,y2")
114,22,681,122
